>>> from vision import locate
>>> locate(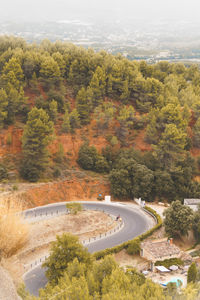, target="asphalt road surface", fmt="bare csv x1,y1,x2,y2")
23,202,150,296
